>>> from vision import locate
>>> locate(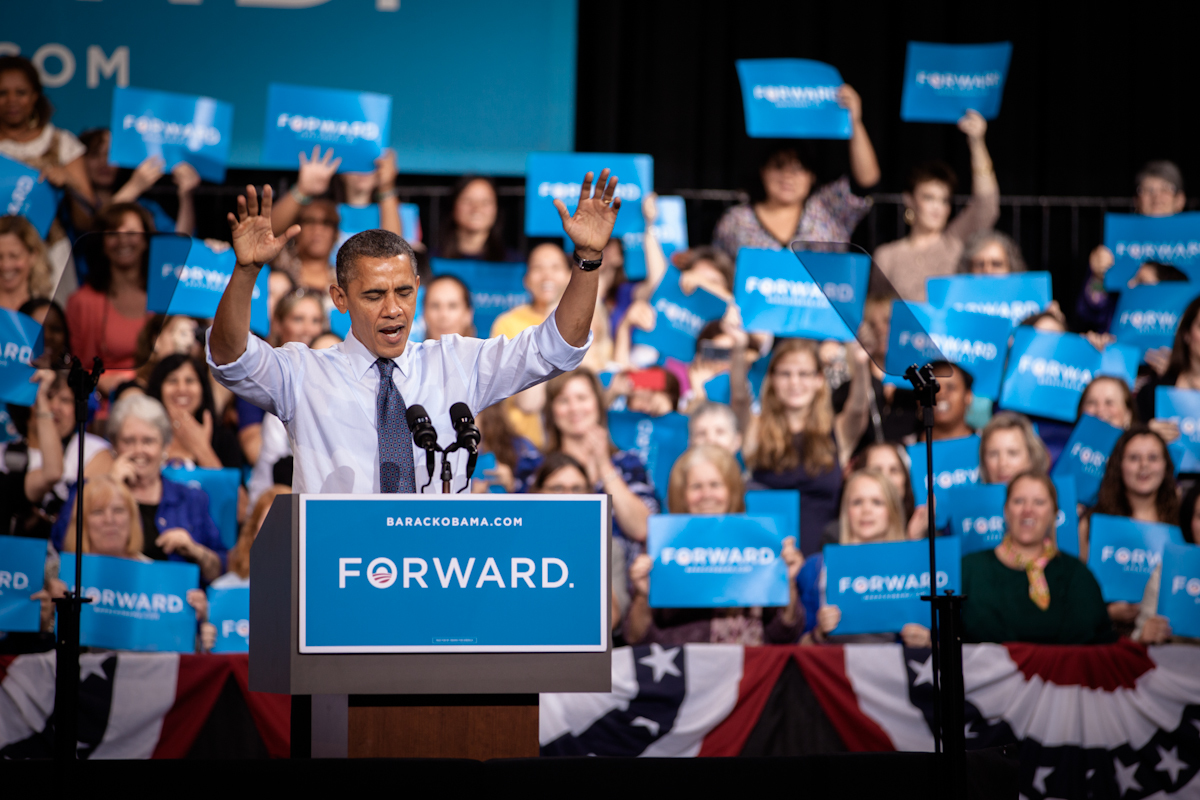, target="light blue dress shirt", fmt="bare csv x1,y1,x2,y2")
206,316,589,494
